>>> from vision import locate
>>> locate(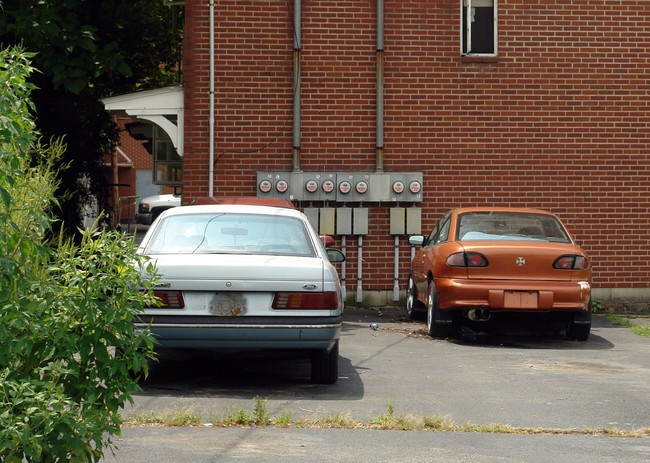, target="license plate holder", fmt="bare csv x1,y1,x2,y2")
204,292,247,315
504,291,538,309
